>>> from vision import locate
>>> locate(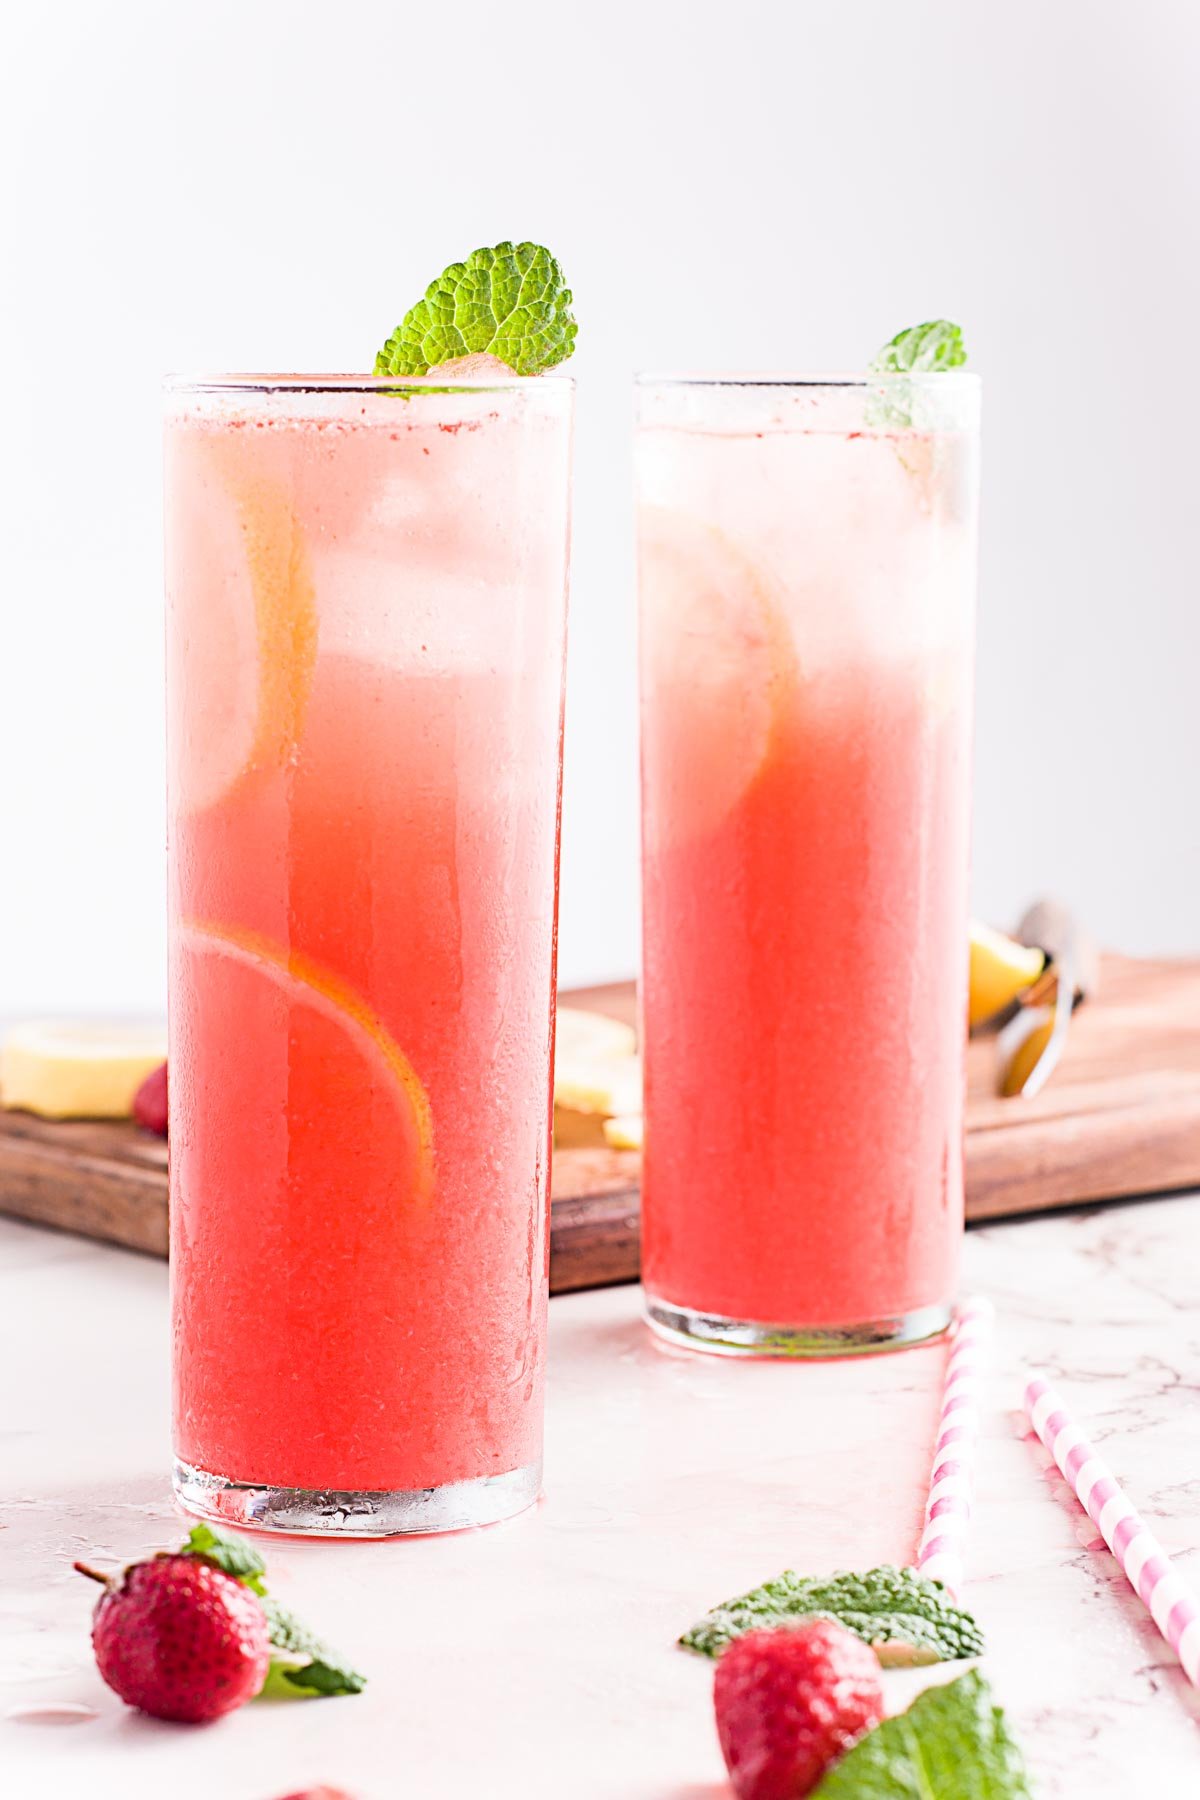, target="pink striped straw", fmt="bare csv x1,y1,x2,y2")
915,1296,994,1599
1025,1376,1200,1687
